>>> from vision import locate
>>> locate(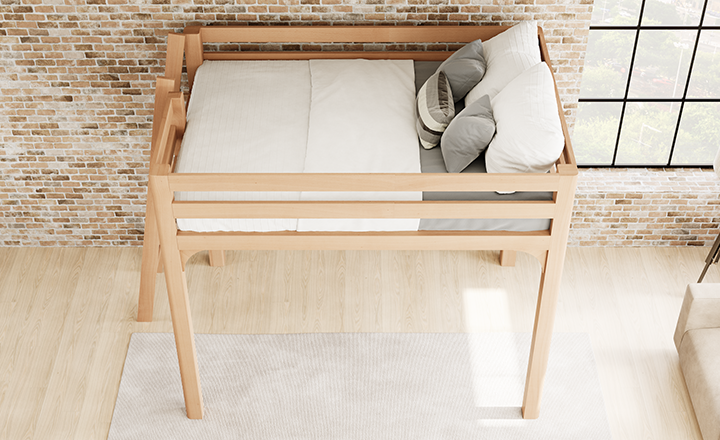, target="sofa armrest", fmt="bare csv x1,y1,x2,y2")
674,283,720,352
